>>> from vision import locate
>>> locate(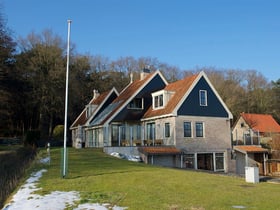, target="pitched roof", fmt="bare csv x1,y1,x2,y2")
91,71,166,126
234,145,268,154
143,71,233,120
138,146,181,155
70,90,115,128
240,113,280,133
143,74,198,119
